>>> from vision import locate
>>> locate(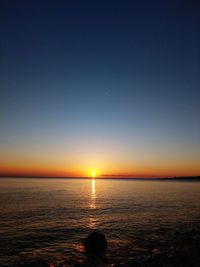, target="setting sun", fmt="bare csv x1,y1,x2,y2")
91,171,96,177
